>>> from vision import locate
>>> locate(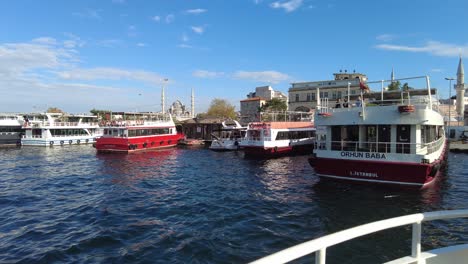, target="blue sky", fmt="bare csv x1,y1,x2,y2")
1,0,467,113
